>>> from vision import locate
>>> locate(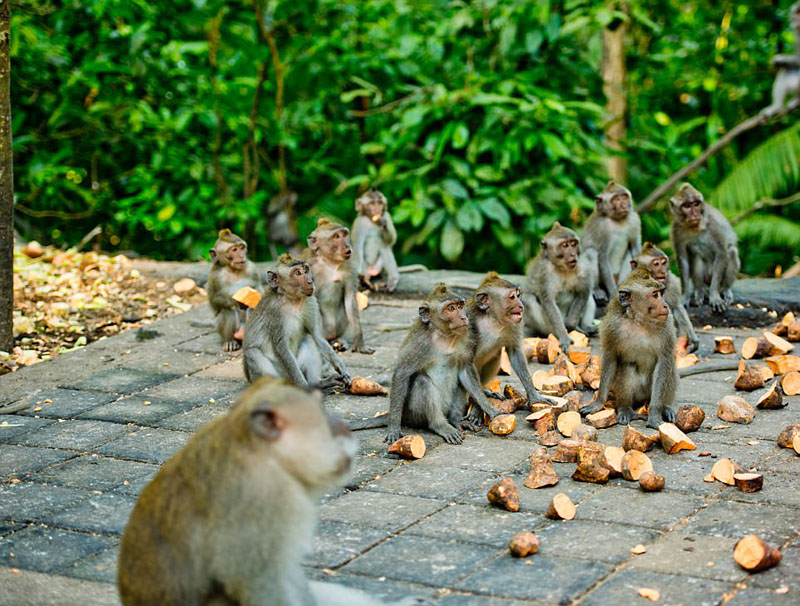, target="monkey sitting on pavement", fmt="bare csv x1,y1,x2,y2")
762,2,800,120
582,181,641,305
580,269,678,428
118,377,427,606
522,222,598,350
669,183,740,313
206,228,263,352
352,188,400,293
243,253,350,392
305,218,374,354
